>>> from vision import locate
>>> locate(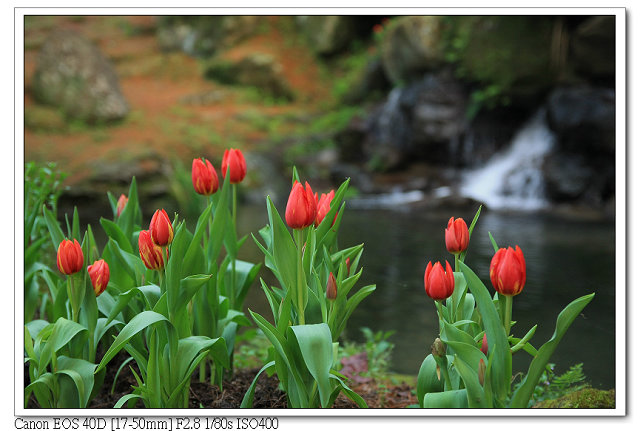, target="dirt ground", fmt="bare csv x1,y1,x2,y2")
24,16,336,187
